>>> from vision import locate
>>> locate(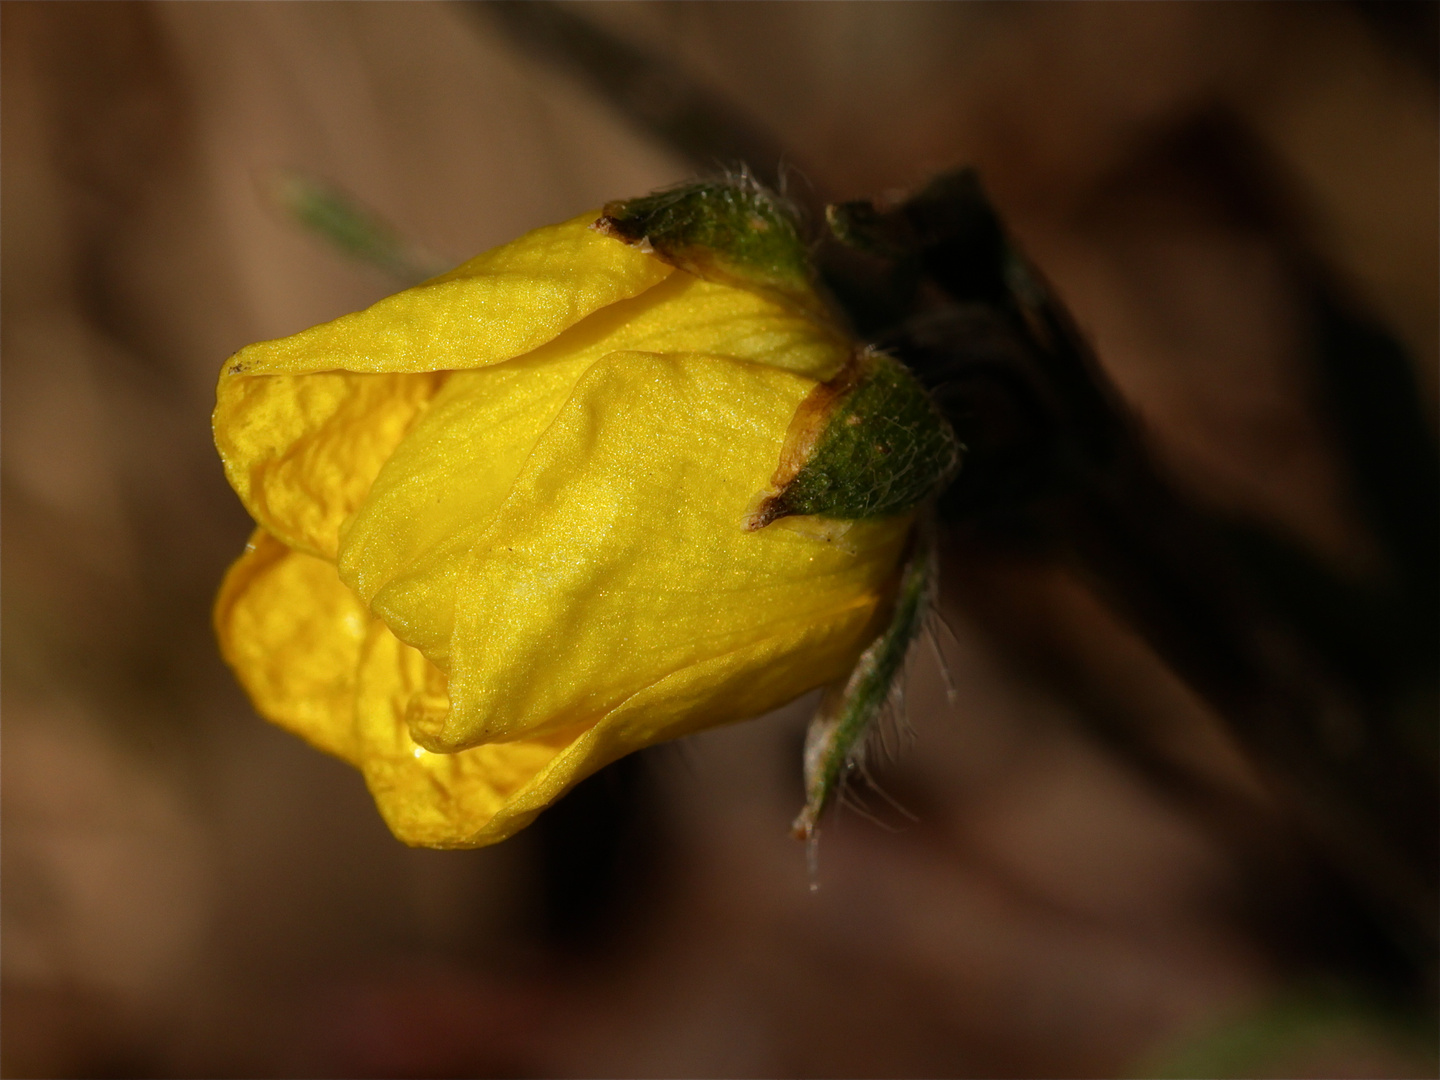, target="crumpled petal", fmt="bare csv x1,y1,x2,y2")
346,350,911,752
214,212,672,558
214,527,579,847
214,372,444,559
214,528,366,762
352,622,573,847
